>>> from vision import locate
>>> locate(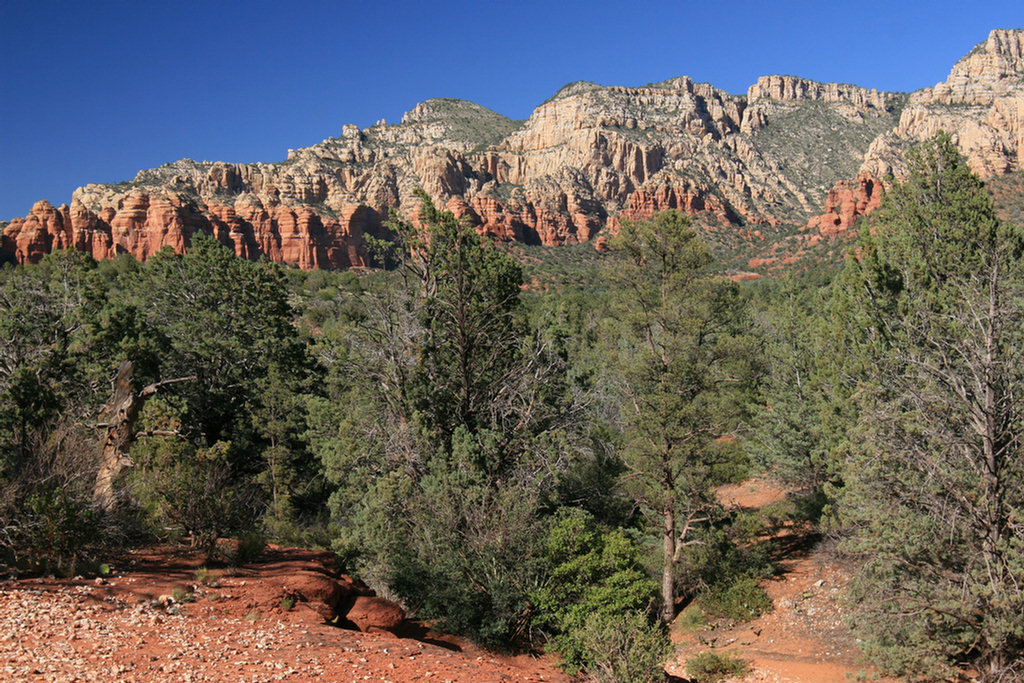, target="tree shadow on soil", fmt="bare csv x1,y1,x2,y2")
391,621,463,651
767,527,822,566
